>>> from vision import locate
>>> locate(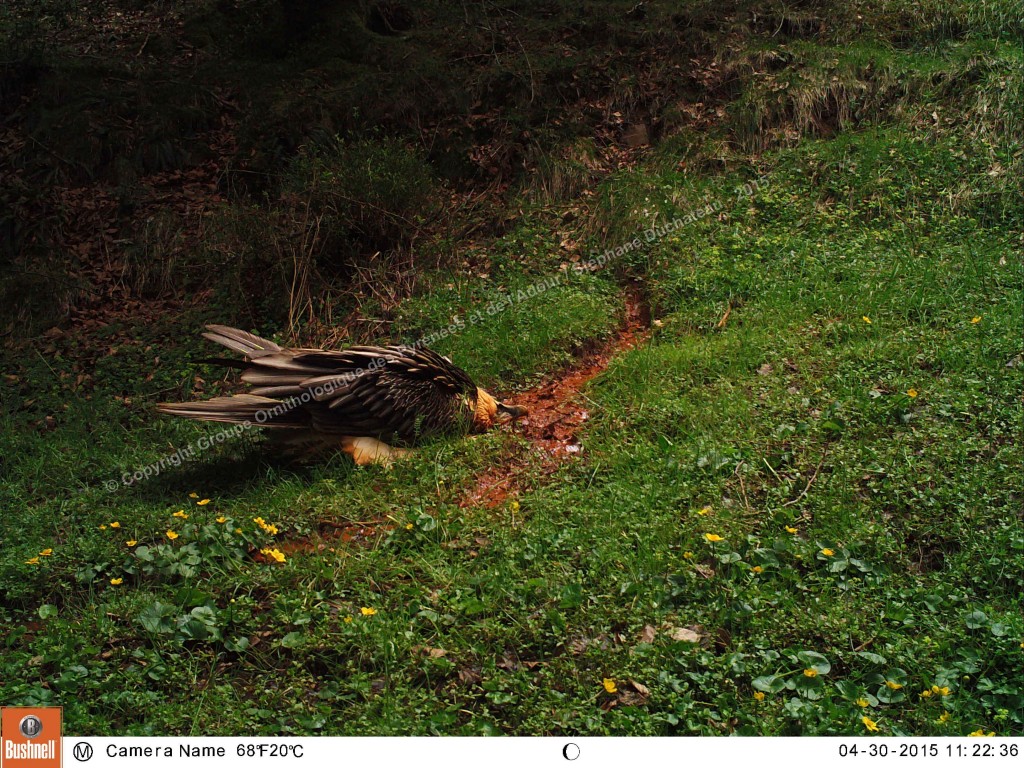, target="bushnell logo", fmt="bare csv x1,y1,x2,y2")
1,707,62,767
